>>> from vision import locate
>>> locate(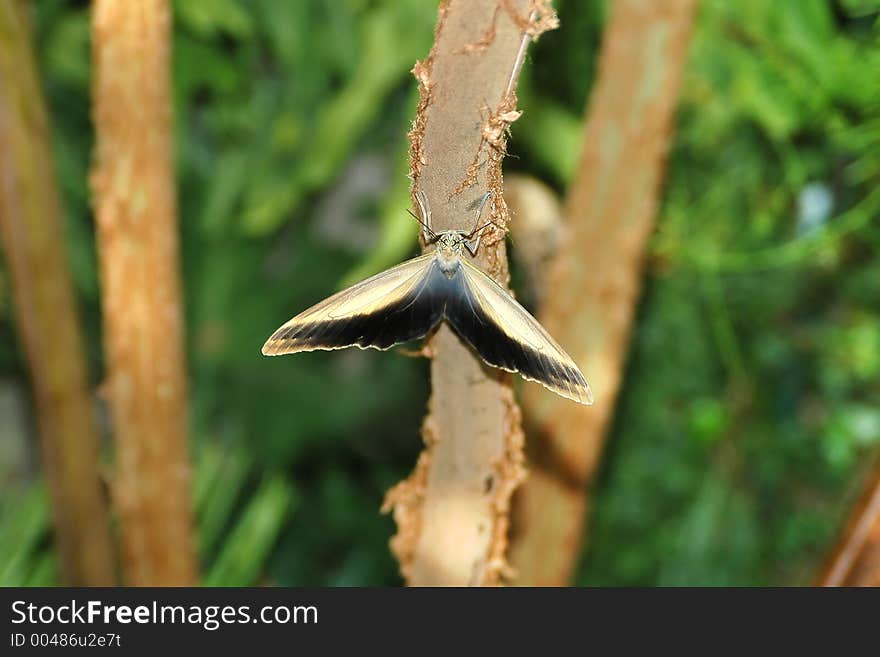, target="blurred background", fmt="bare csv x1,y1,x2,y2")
1,0,879,586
